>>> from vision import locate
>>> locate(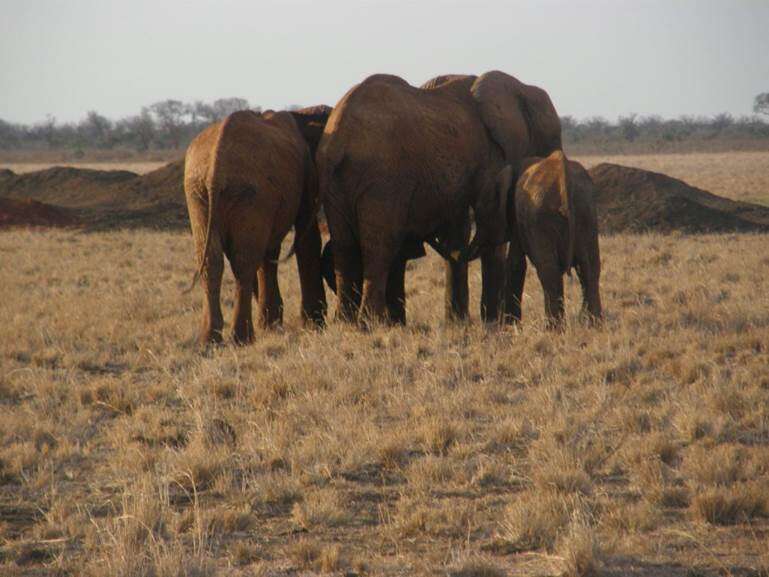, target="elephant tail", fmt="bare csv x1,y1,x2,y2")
185,123,226,293
555,150,575,276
